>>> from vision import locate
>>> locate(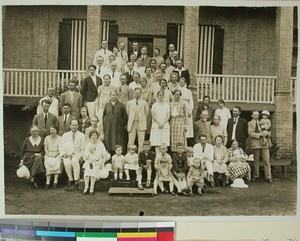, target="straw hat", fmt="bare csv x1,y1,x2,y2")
16,165,30,179
44,157,60,171
97,168,109,179
230,178,248,188
261,110,270,116
105,163,112,172
60,143,74,156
